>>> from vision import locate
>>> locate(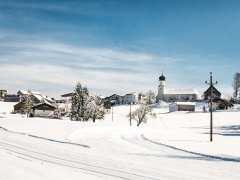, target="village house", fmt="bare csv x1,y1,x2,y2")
4,94,20,102
123,93,137,104
13,90,56,115
32,102,56,117
104,94,123,105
